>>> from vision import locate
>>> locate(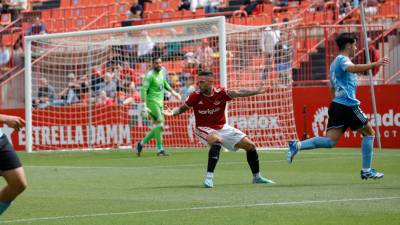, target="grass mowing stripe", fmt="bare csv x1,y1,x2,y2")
2,196,399,224
24,156,359,170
